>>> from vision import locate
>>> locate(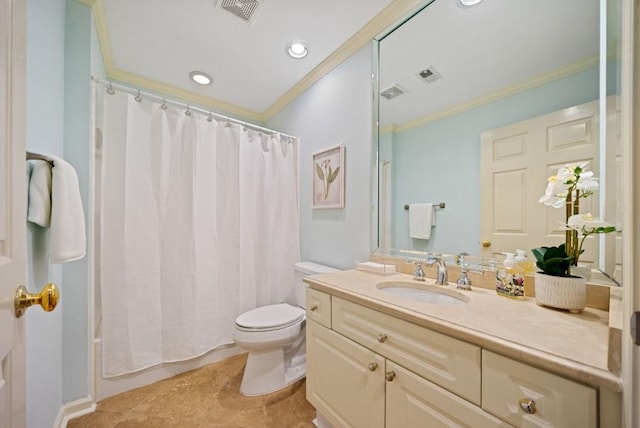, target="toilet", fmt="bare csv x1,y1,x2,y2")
233,261,339,396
